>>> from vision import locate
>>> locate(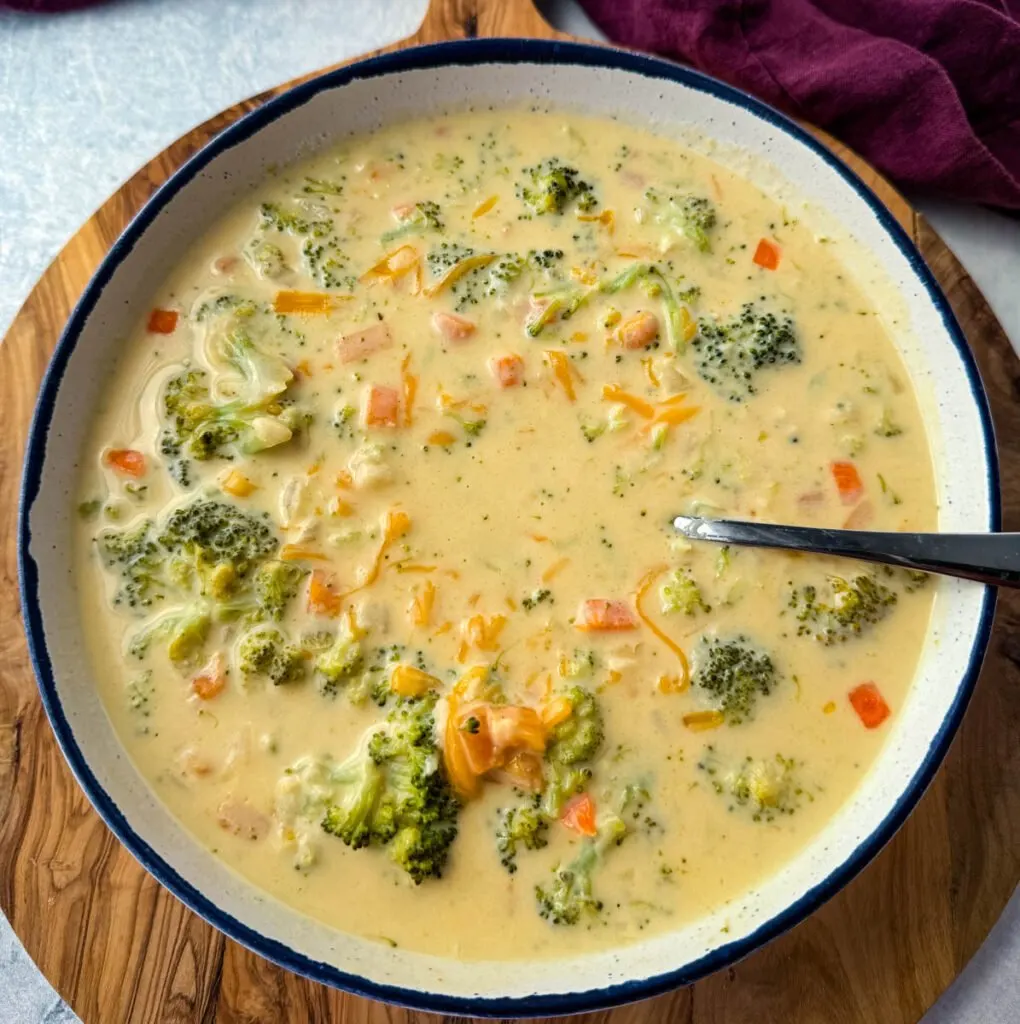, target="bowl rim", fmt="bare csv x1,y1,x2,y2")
17,37,1000,1018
